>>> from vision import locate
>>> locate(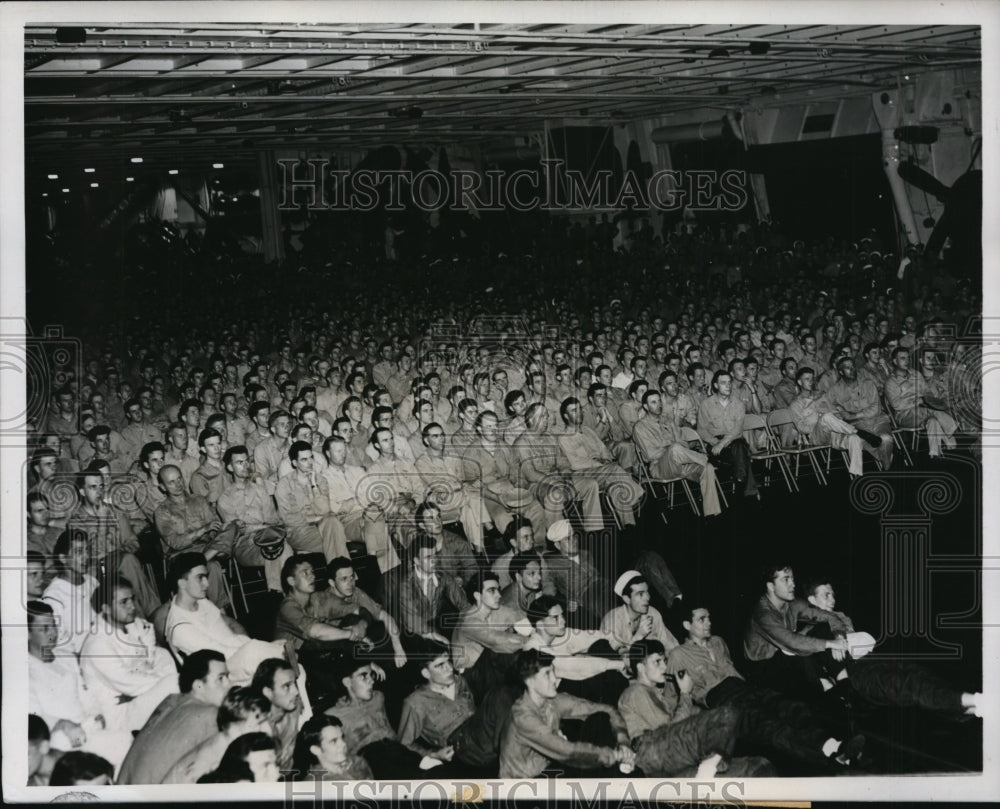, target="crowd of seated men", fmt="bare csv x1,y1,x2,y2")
20,216,981,785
